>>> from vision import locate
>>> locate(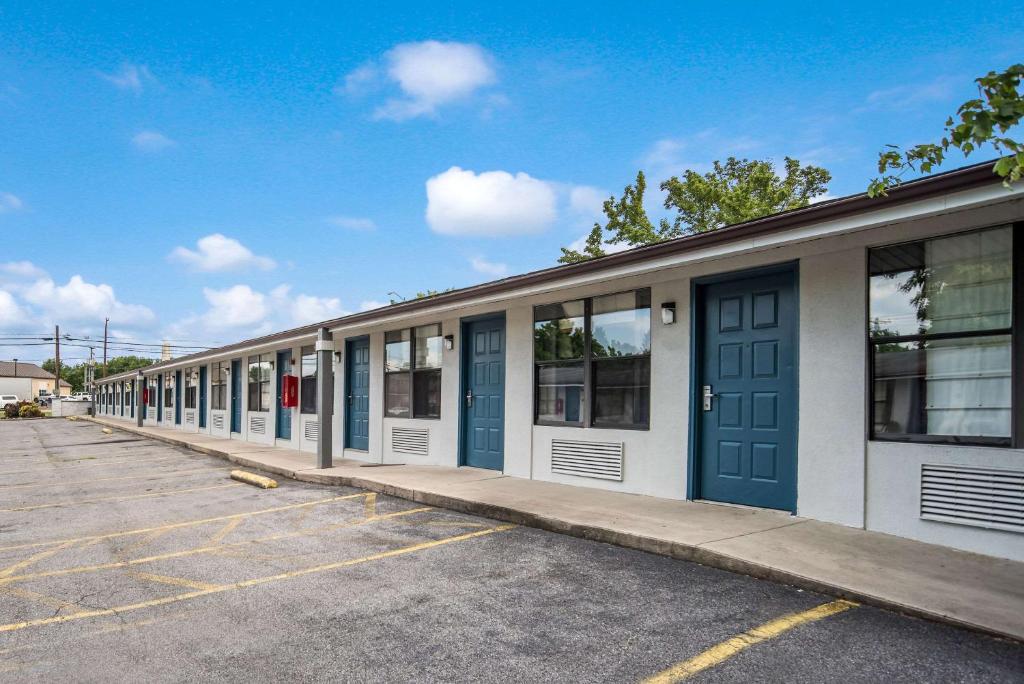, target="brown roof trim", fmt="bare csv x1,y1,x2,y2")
99,160,1006,383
